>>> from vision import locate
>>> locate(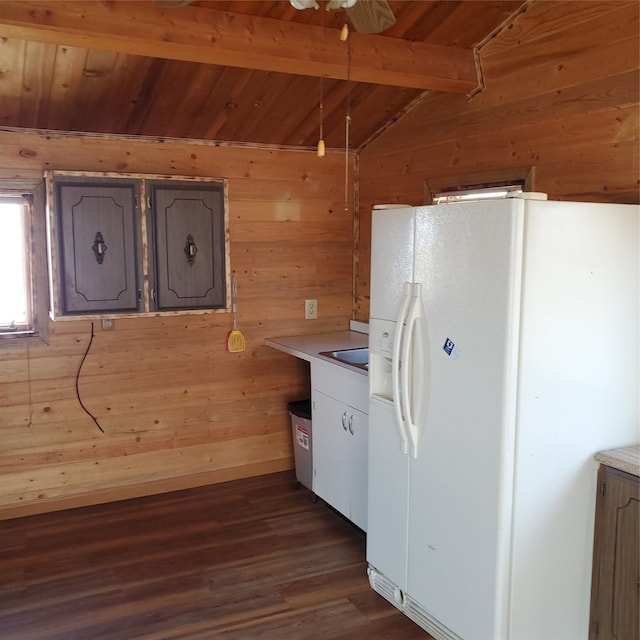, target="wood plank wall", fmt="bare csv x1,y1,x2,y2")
2,0,638,519
0,130,355,518
355,0,639,321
